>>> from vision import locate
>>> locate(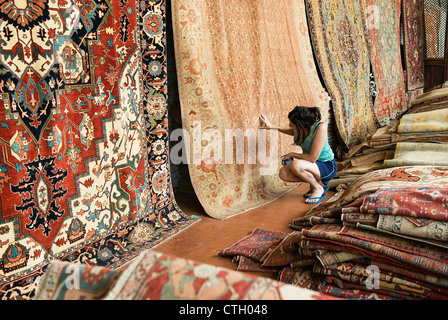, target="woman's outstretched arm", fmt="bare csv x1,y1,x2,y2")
259,112,294,136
